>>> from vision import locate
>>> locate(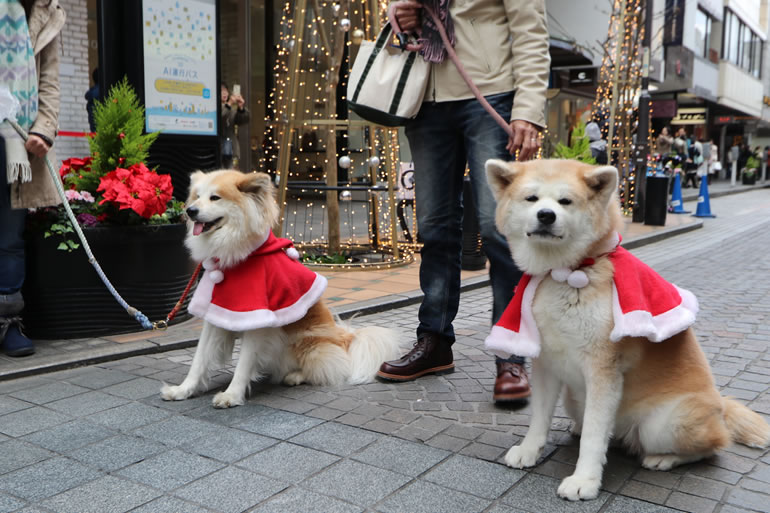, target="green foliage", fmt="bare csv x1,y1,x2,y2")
745,156,760,173
553,121,597,164
301,252,349,264
148,199,186,225
42,220,79,252
86,77,160,185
